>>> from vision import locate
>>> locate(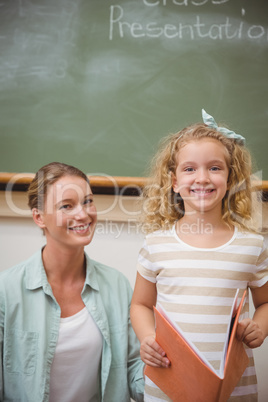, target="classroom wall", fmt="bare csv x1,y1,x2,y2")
0,209,268,401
